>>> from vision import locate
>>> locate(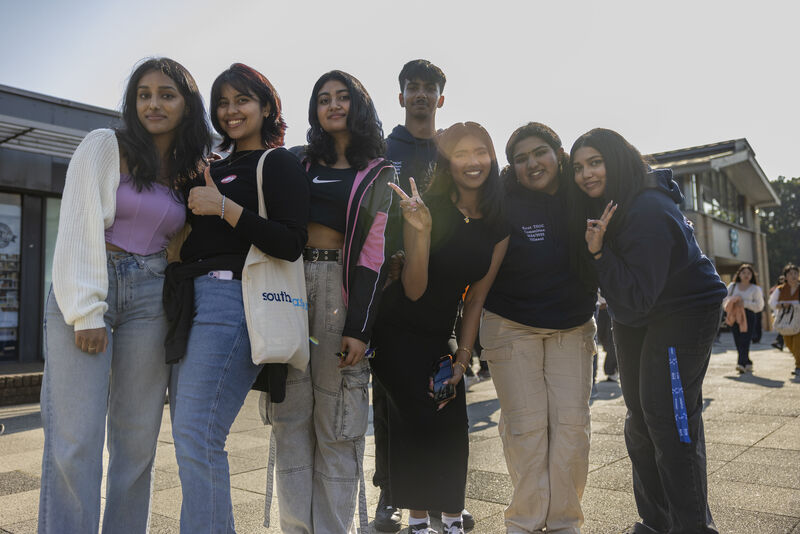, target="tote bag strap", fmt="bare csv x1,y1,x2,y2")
255,148,278,219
